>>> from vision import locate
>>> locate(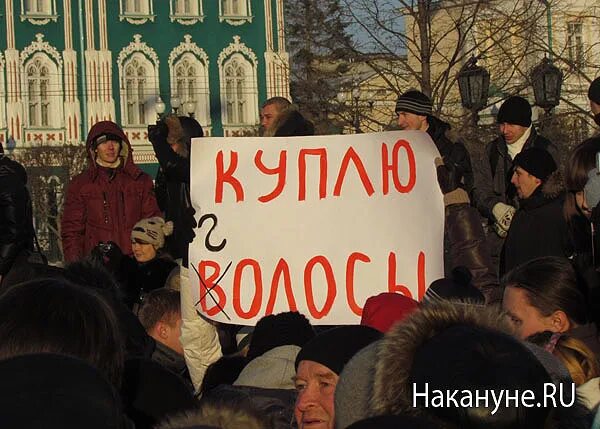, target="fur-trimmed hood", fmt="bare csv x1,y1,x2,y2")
370,302,512,416
541,170,564,200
